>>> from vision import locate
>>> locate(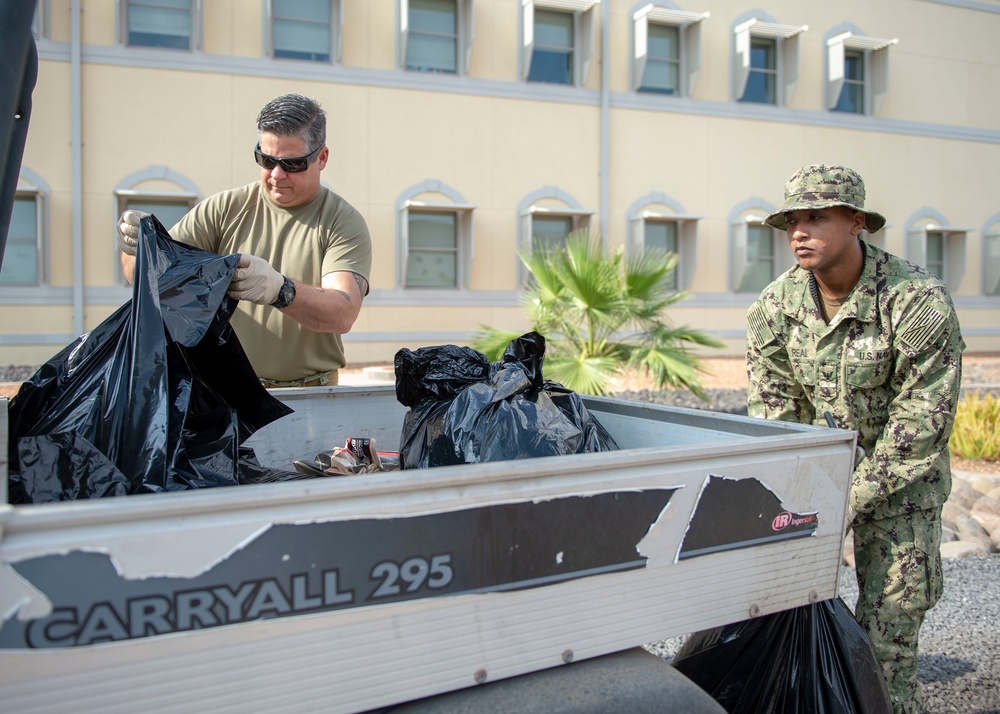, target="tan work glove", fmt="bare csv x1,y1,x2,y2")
115,209,148,256
228,254,283,305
